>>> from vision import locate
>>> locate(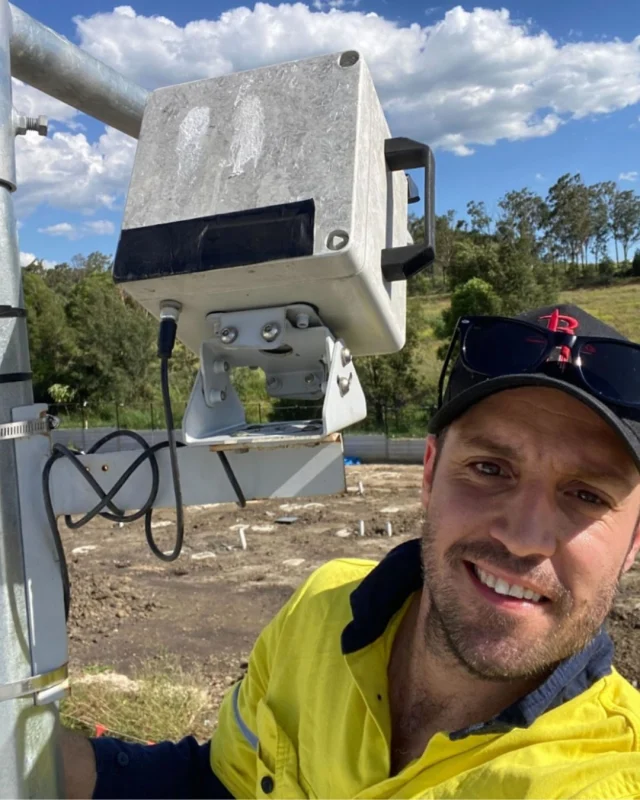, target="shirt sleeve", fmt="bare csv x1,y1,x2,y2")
210,581,310,798
91,735,234,799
